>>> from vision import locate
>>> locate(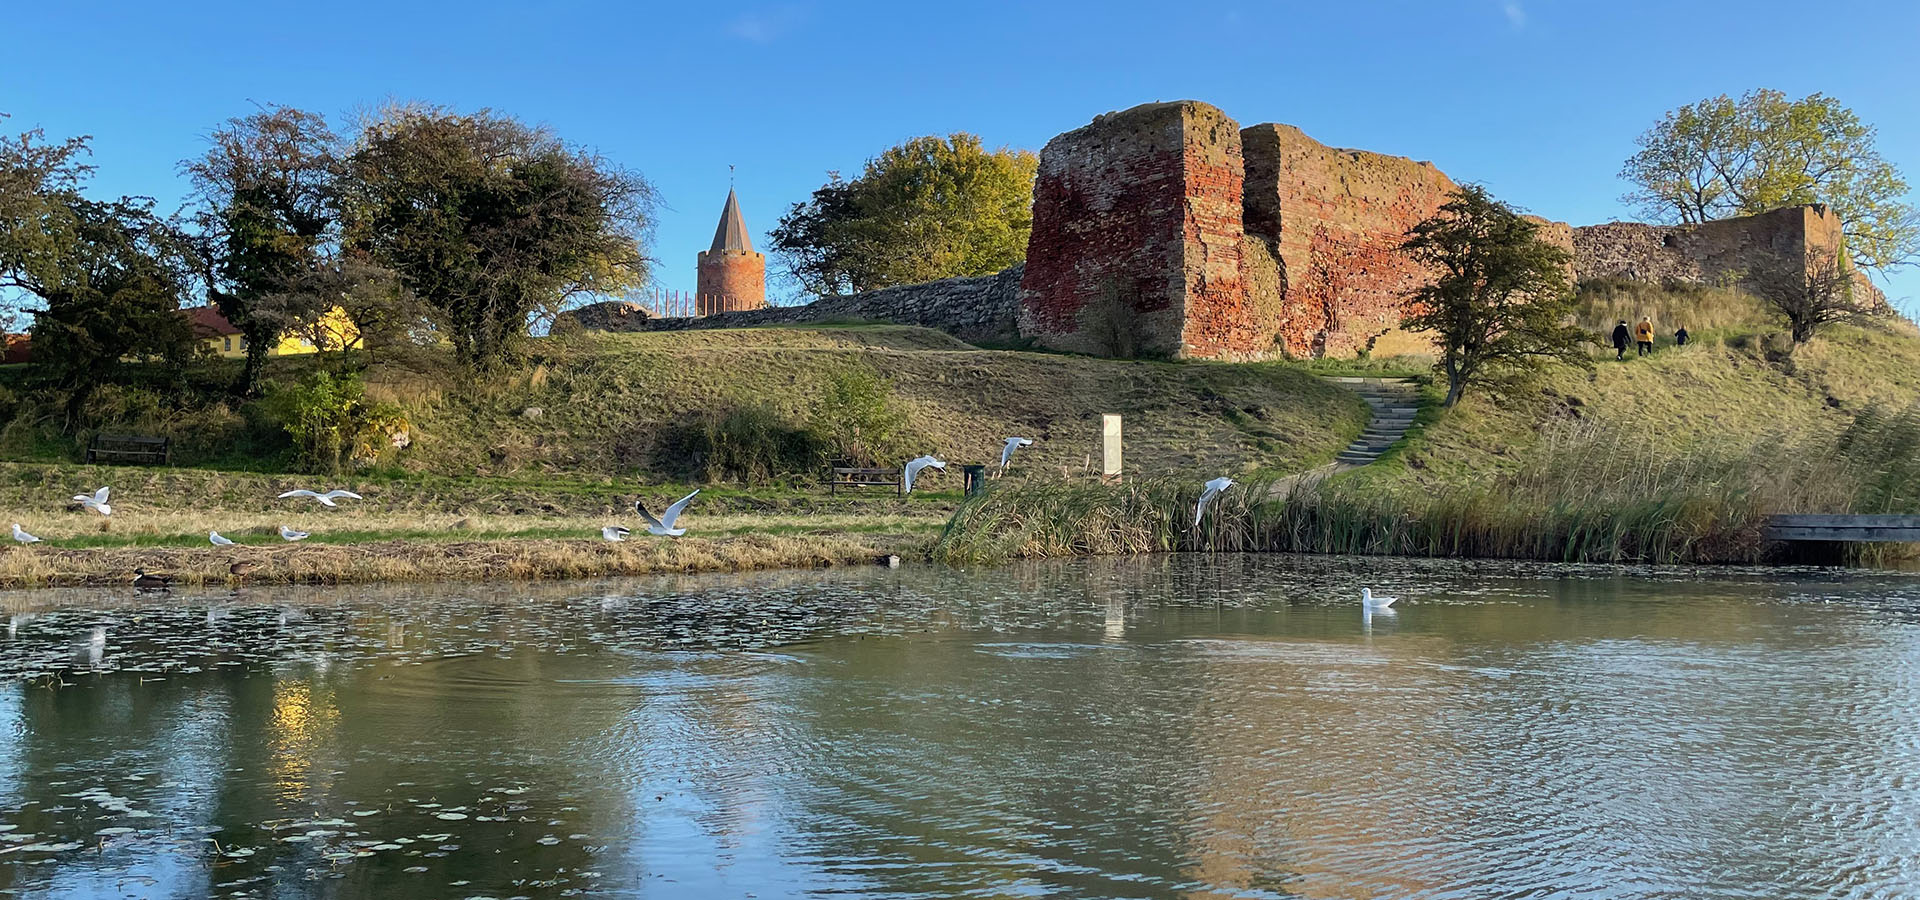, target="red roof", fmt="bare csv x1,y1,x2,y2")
184,306,241,337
